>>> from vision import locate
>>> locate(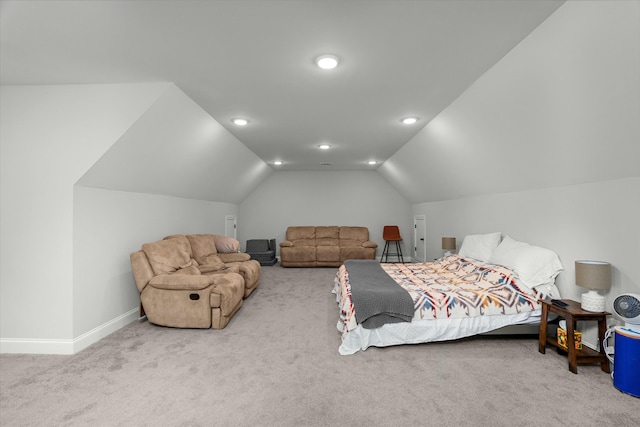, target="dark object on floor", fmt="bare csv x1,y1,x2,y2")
246,239,278,266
